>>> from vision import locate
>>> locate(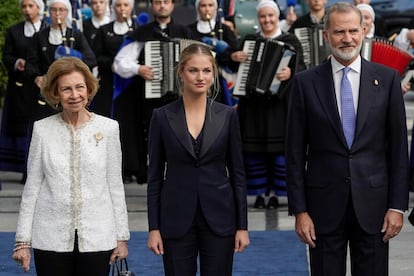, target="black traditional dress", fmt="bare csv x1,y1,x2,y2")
237,31,305,197
91,21,137,117
0,20,47,175
82,18,99,48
